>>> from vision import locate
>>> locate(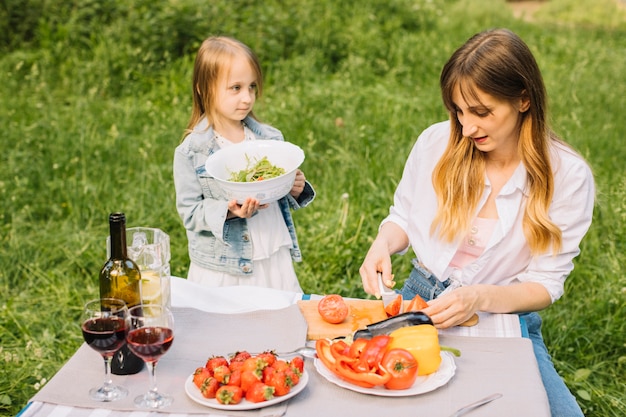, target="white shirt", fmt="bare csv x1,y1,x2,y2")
384,121,595,302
